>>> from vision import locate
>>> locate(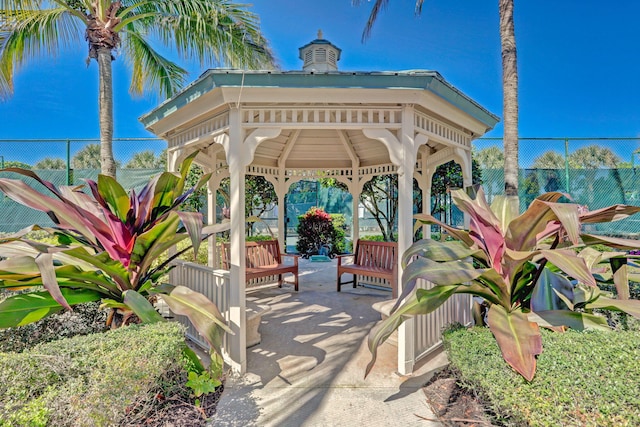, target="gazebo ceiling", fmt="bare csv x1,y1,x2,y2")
253,129,392,169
